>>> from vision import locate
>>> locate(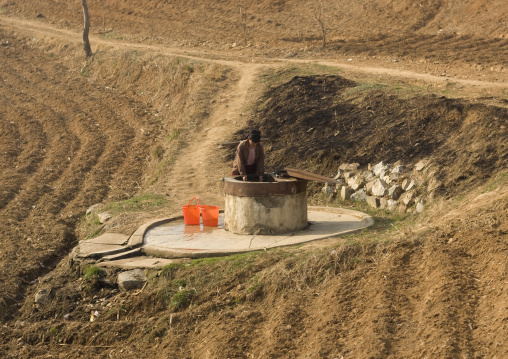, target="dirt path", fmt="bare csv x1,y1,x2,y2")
166,62,264,207
3,14,508,91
